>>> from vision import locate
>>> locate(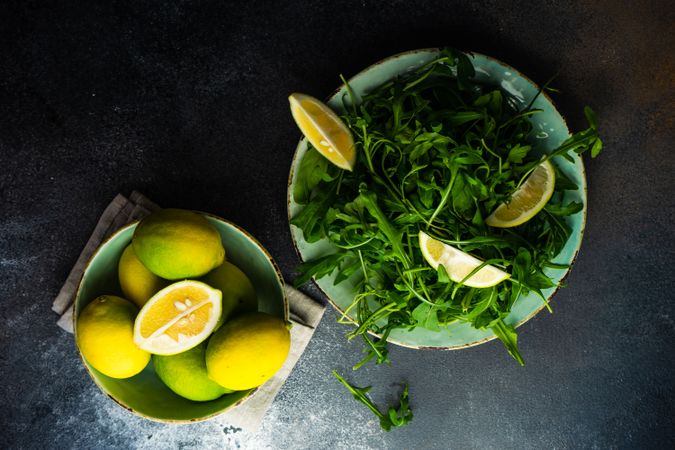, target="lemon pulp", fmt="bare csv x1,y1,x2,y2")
133,280,222,355
419,231,510,288
289,93,356,171
486,160,556,227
